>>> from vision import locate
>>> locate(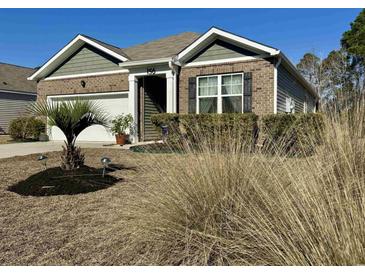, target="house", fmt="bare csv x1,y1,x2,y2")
0,63,37,134
28,27,319,143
